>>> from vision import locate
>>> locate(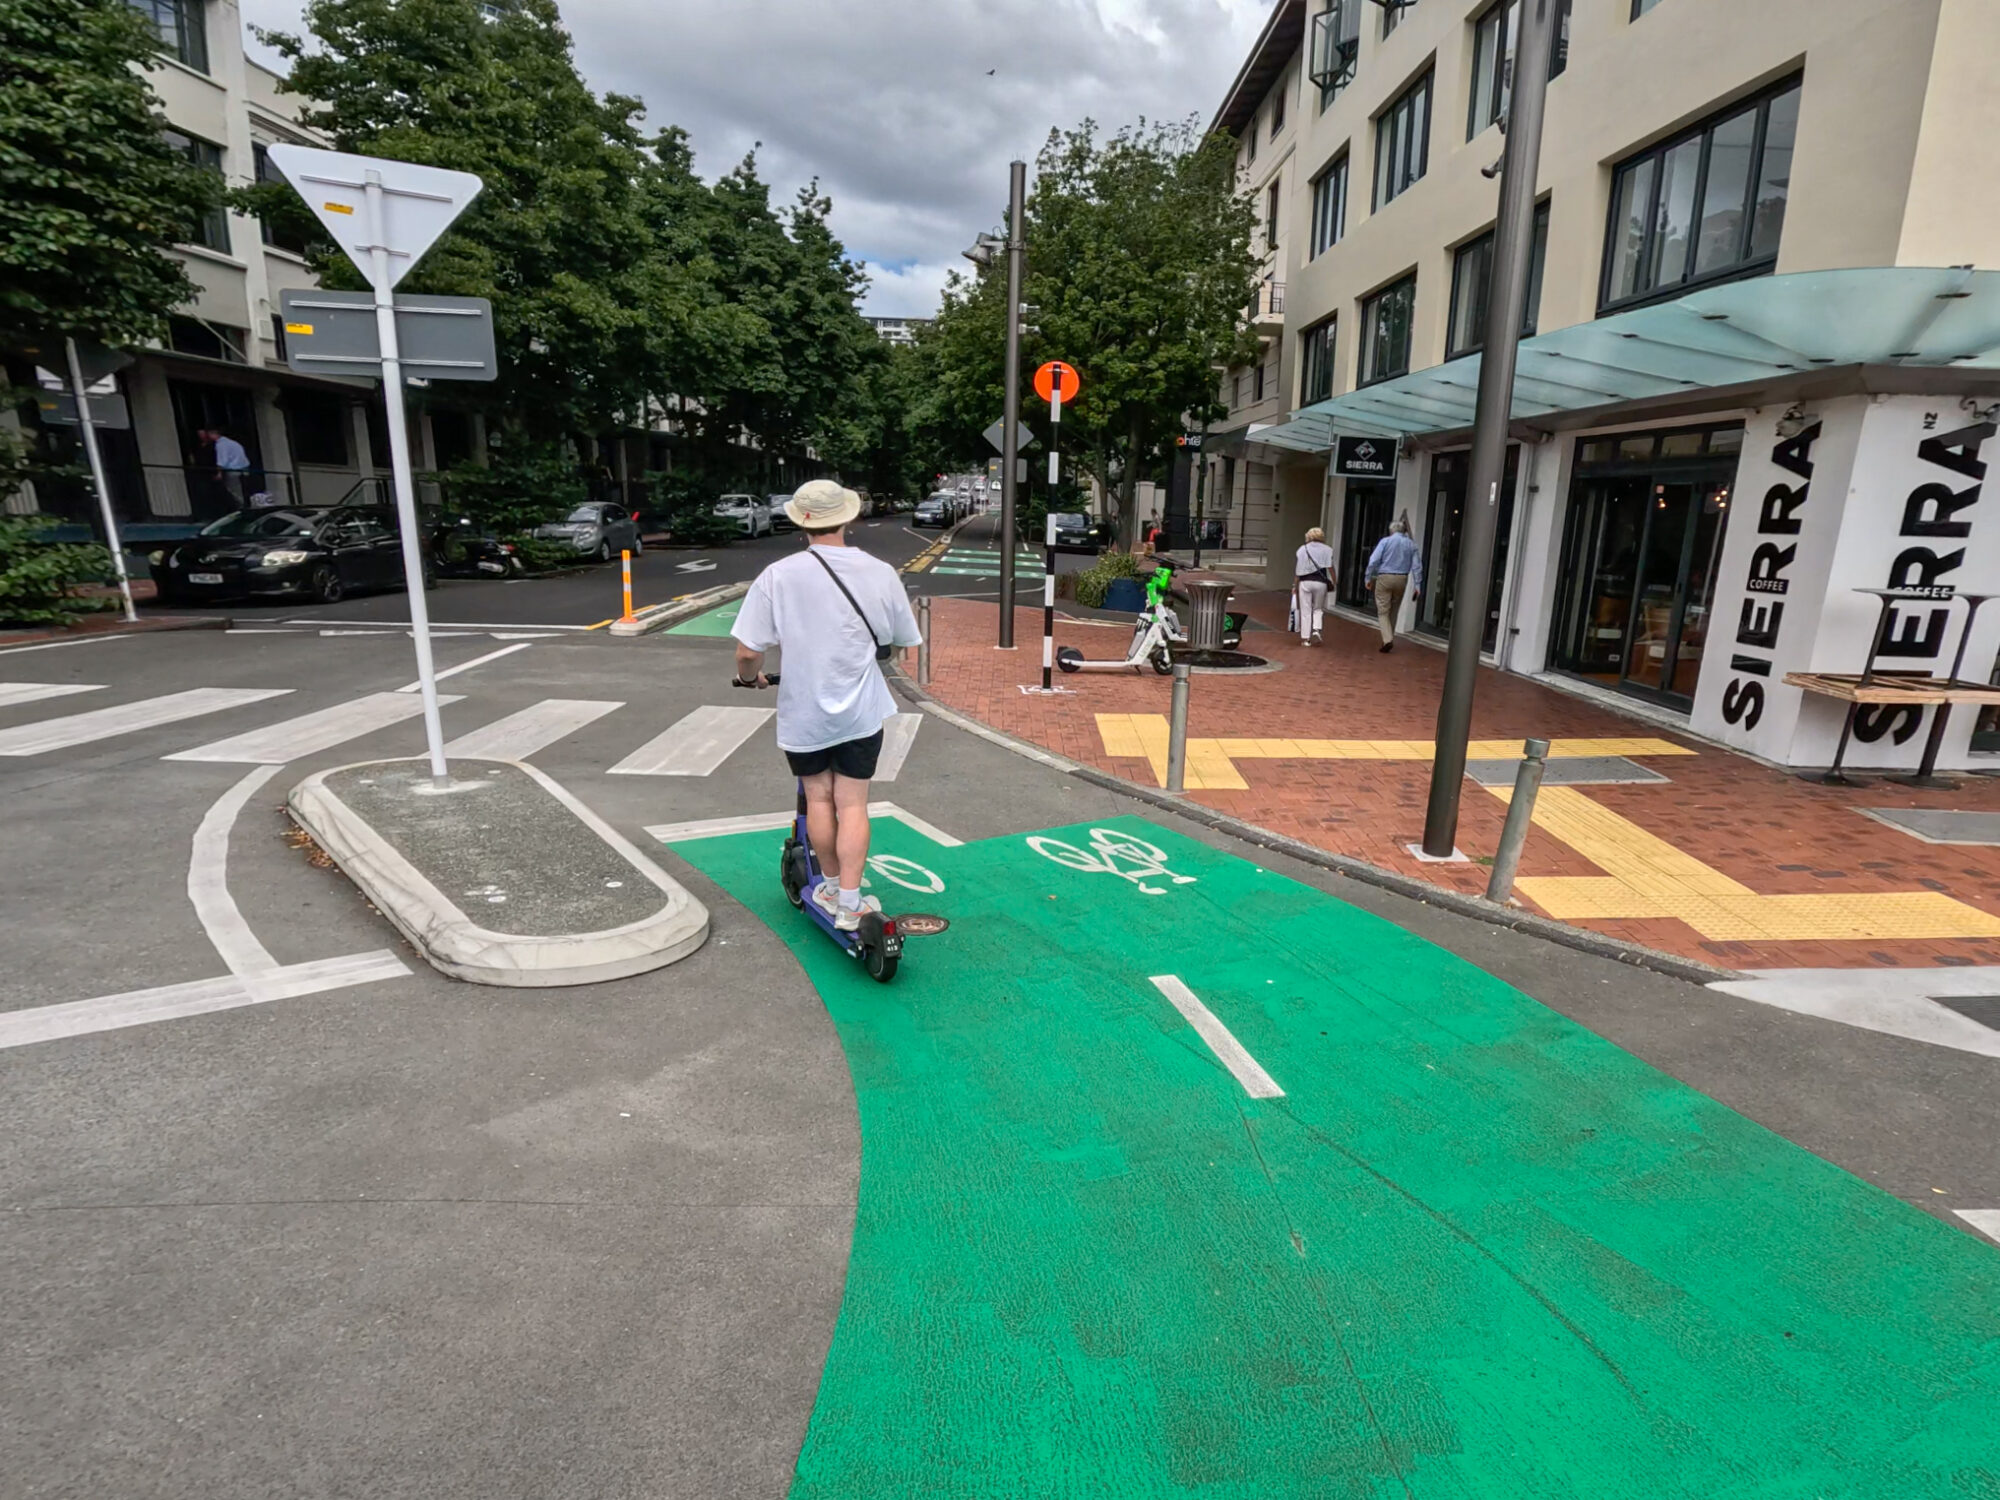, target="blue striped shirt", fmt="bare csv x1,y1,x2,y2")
1365,532,1423,591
